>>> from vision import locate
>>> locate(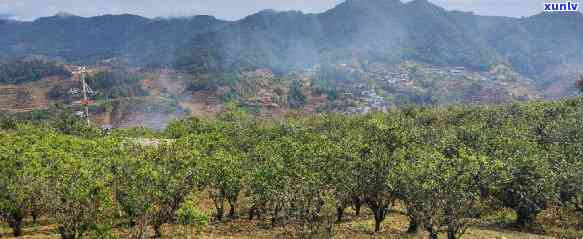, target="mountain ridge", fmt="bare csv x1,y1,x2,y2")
1,0,583,93
176,0,583,79
0,13,229,66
